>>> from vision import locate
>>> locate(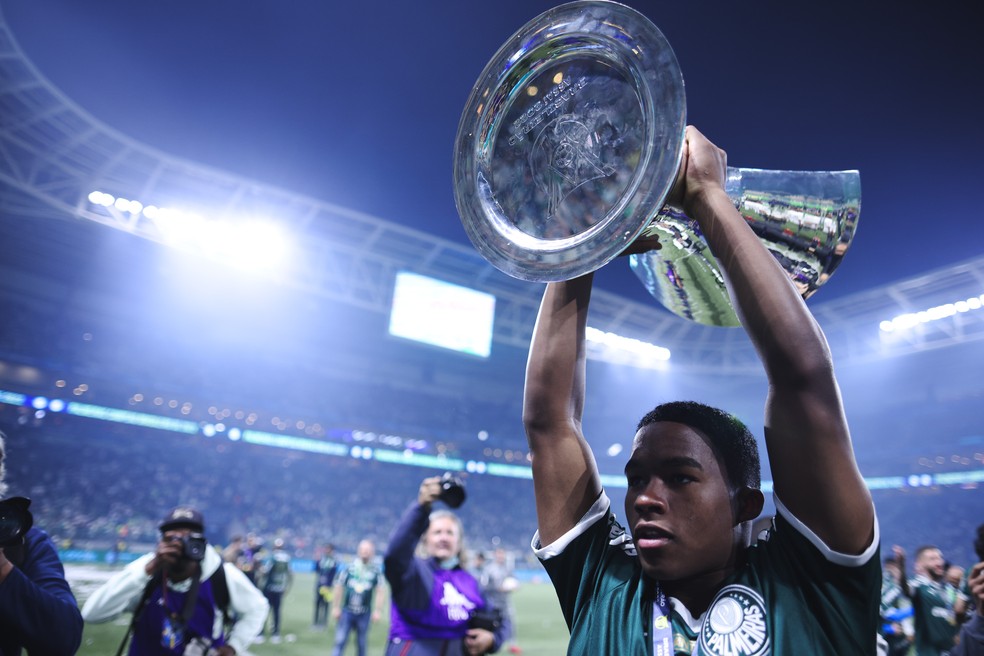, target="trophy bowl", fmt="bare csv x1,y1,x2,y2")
453,0,686,283
453,0,861,326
